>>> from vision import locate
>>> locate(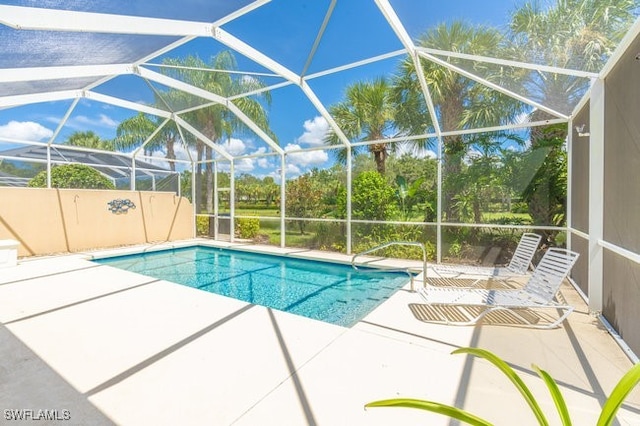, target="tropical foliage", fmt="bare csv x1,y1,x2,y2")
28,164,115,189
65,131,114,151
365,347,640,426
324,78,397,174
21,0,634,262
